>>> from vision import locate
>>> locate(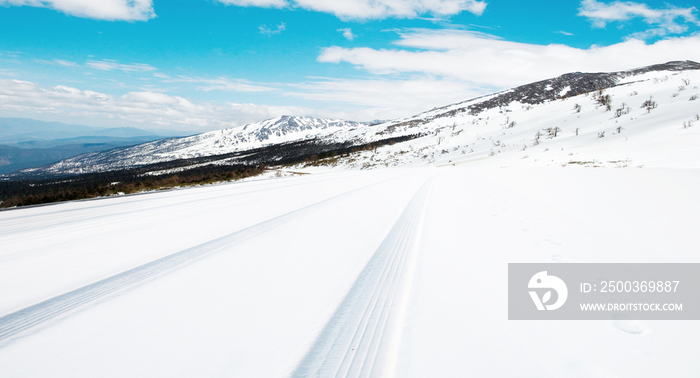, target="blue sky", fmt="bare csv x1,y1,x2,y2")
1,0,699,132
